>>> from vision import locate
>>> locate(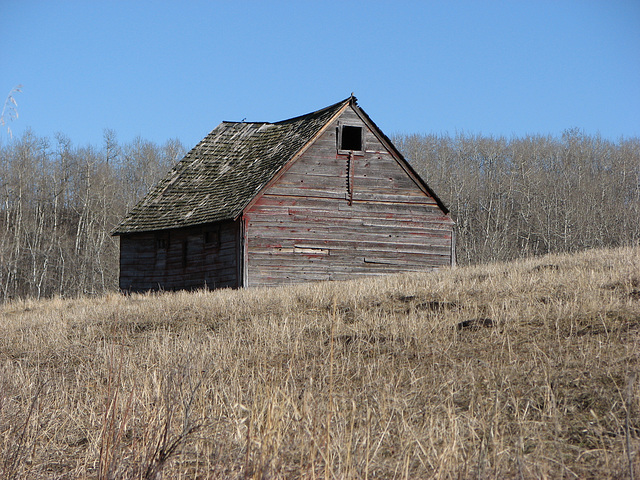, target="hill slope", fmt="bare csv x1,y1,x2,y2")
1,246,639,479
